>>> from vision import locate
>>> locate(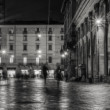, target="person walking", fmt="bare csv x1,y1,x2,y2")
65,69,68,82
56,65,62,86
2,68,8,84
42,64,49,85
